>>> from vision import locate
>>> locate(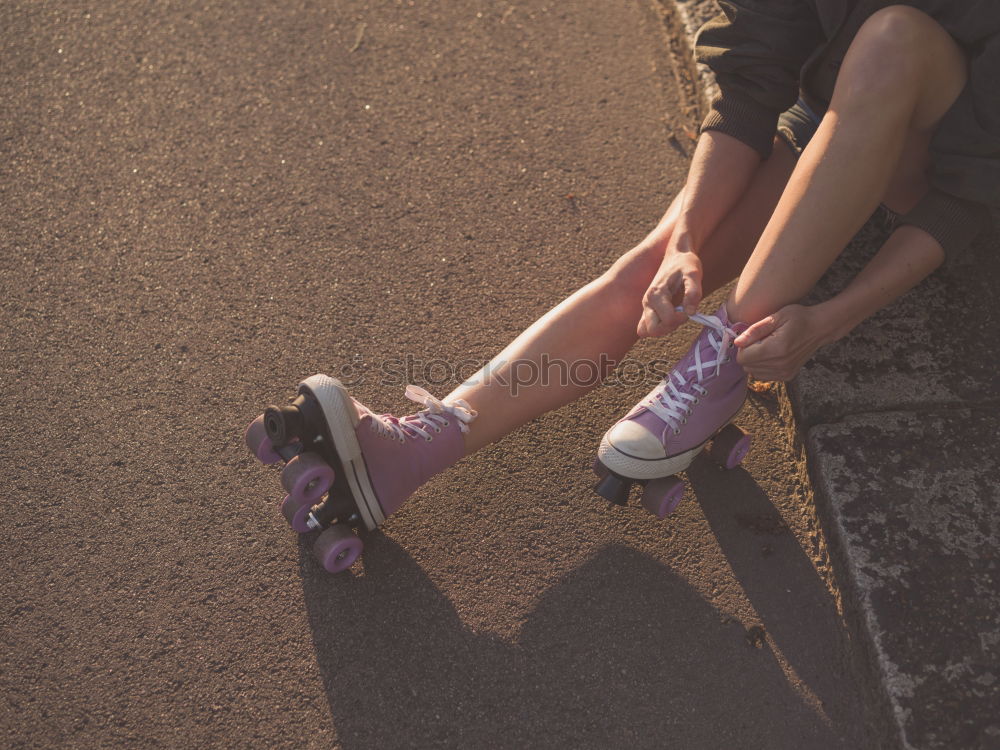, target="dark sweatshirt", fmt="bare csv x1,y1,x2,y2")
695,0,999,258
